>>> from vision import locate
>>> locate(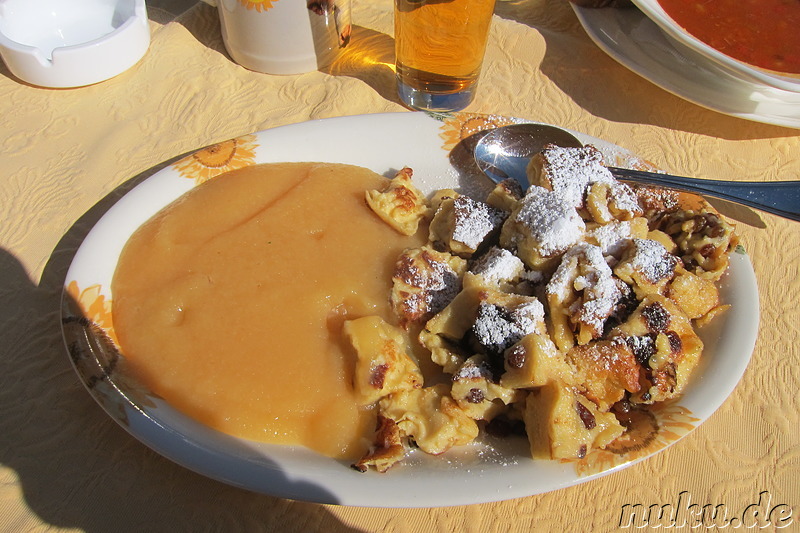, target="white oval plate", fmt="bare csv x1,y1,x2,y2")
61,112,759,507
571,4,800,129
